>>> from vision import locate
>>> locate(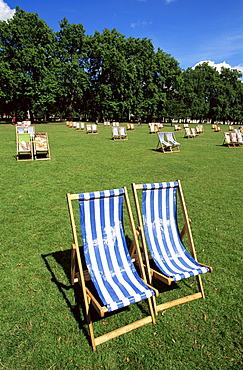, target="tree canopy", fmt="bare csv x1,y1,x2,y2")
0,8,242,122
